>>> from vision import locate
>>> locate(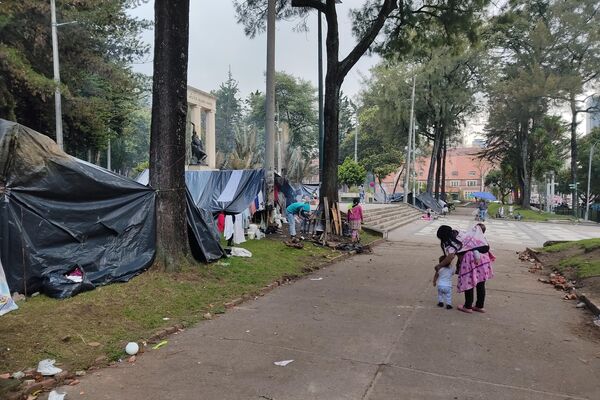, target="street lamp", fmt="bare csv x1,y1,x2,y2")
50,0,77,151
585,142,598,221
